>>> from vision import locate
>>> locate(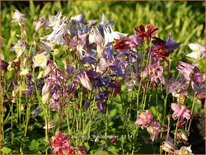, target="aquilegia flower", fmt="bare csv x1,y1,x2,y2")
135,24,158,43
51,131,75,154
187,43,205,59
147,121,161,141
78,70,92,90
171,103,191,120
33,51,50,68
12,9,26,24
135,110,154,129
174,146,193,155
